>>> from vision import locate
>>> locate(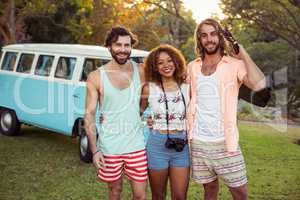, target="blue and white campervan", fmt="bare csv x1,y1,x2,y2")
0,44,148,162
